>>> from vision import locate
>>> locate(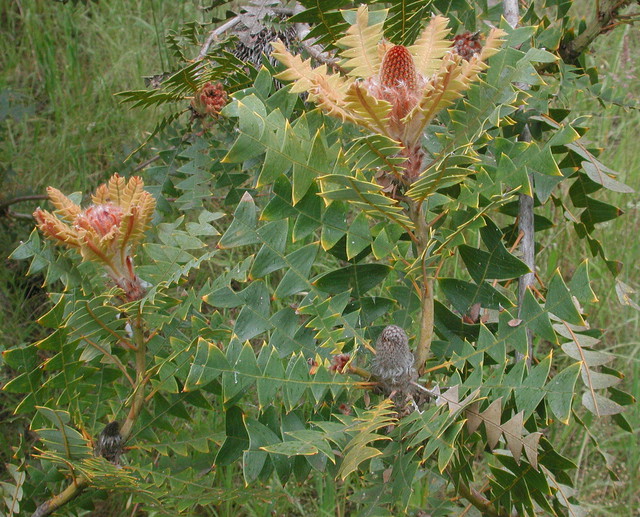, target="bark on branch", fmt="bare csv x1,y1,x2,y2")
456,479,508,517
503,0,535,366
560,0,635,64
